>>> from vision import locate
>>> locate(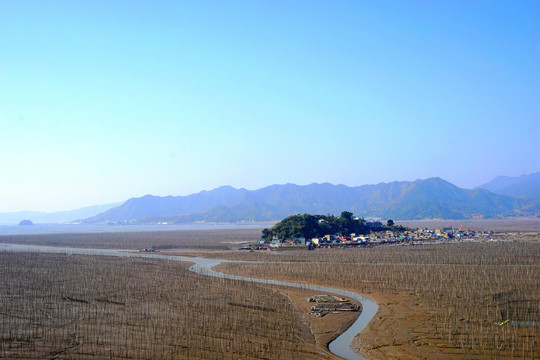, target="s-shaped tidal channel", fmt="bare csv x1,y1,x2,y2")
0,244,378,360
